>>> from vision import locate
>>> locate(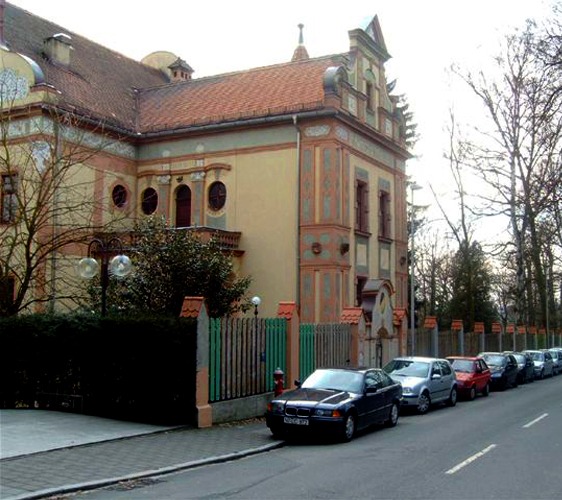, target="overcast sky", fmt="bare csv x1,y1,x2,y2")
8,0,556,241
